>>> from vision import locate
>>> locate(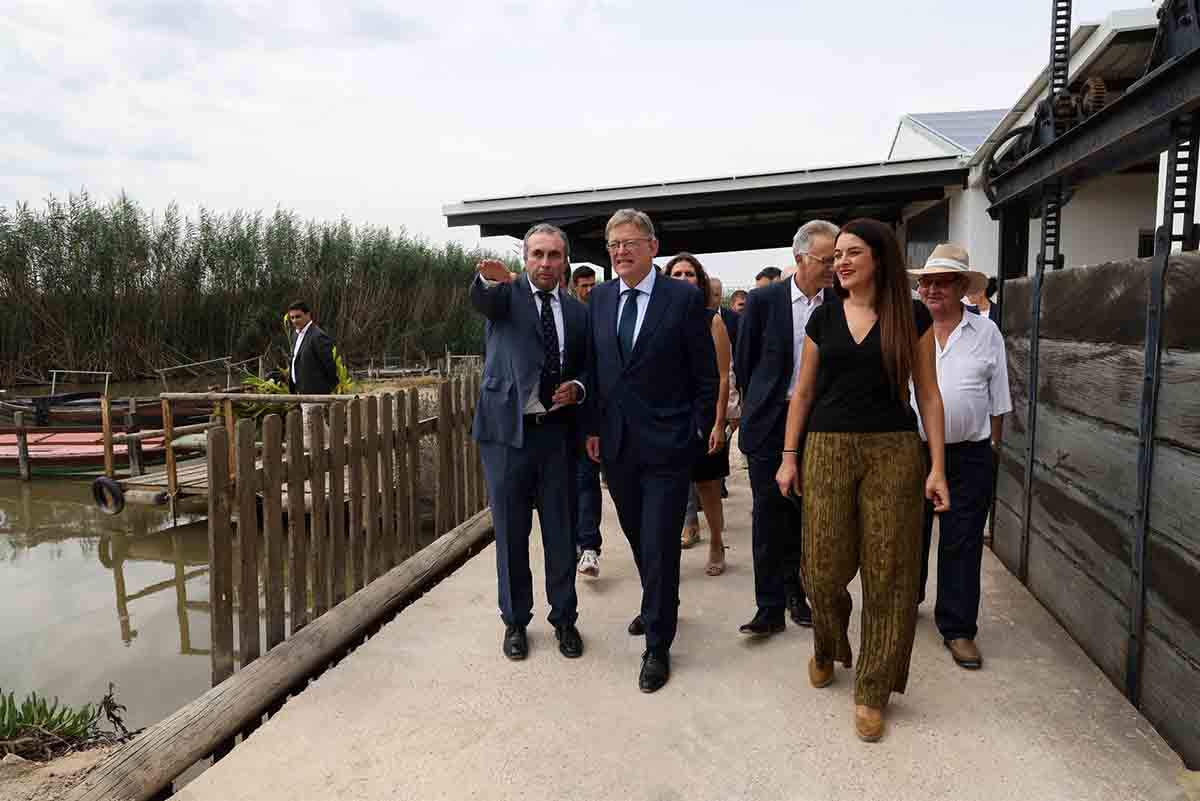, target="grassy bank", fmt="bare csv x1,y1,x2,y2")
0,193,506,385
